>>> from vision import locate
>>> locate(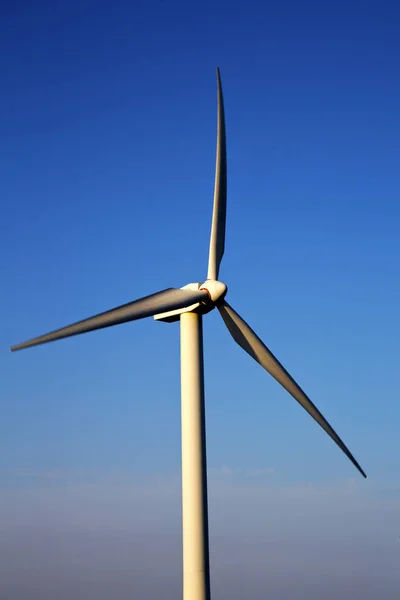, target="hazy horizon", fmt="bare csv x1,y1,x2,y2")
1,468,399,598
